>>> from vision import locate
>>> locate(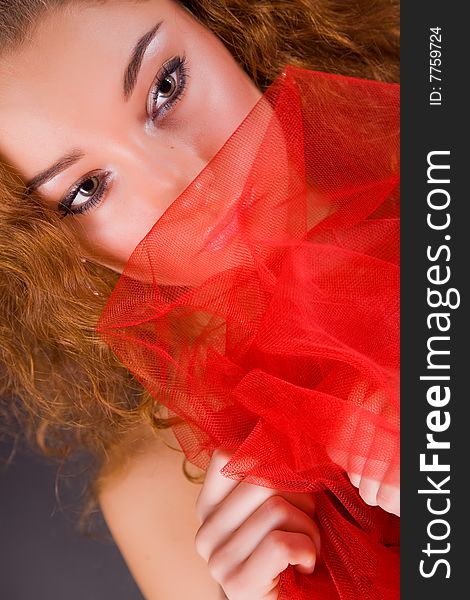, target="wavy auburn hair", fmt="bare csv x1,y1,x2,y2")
0,0,399,515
